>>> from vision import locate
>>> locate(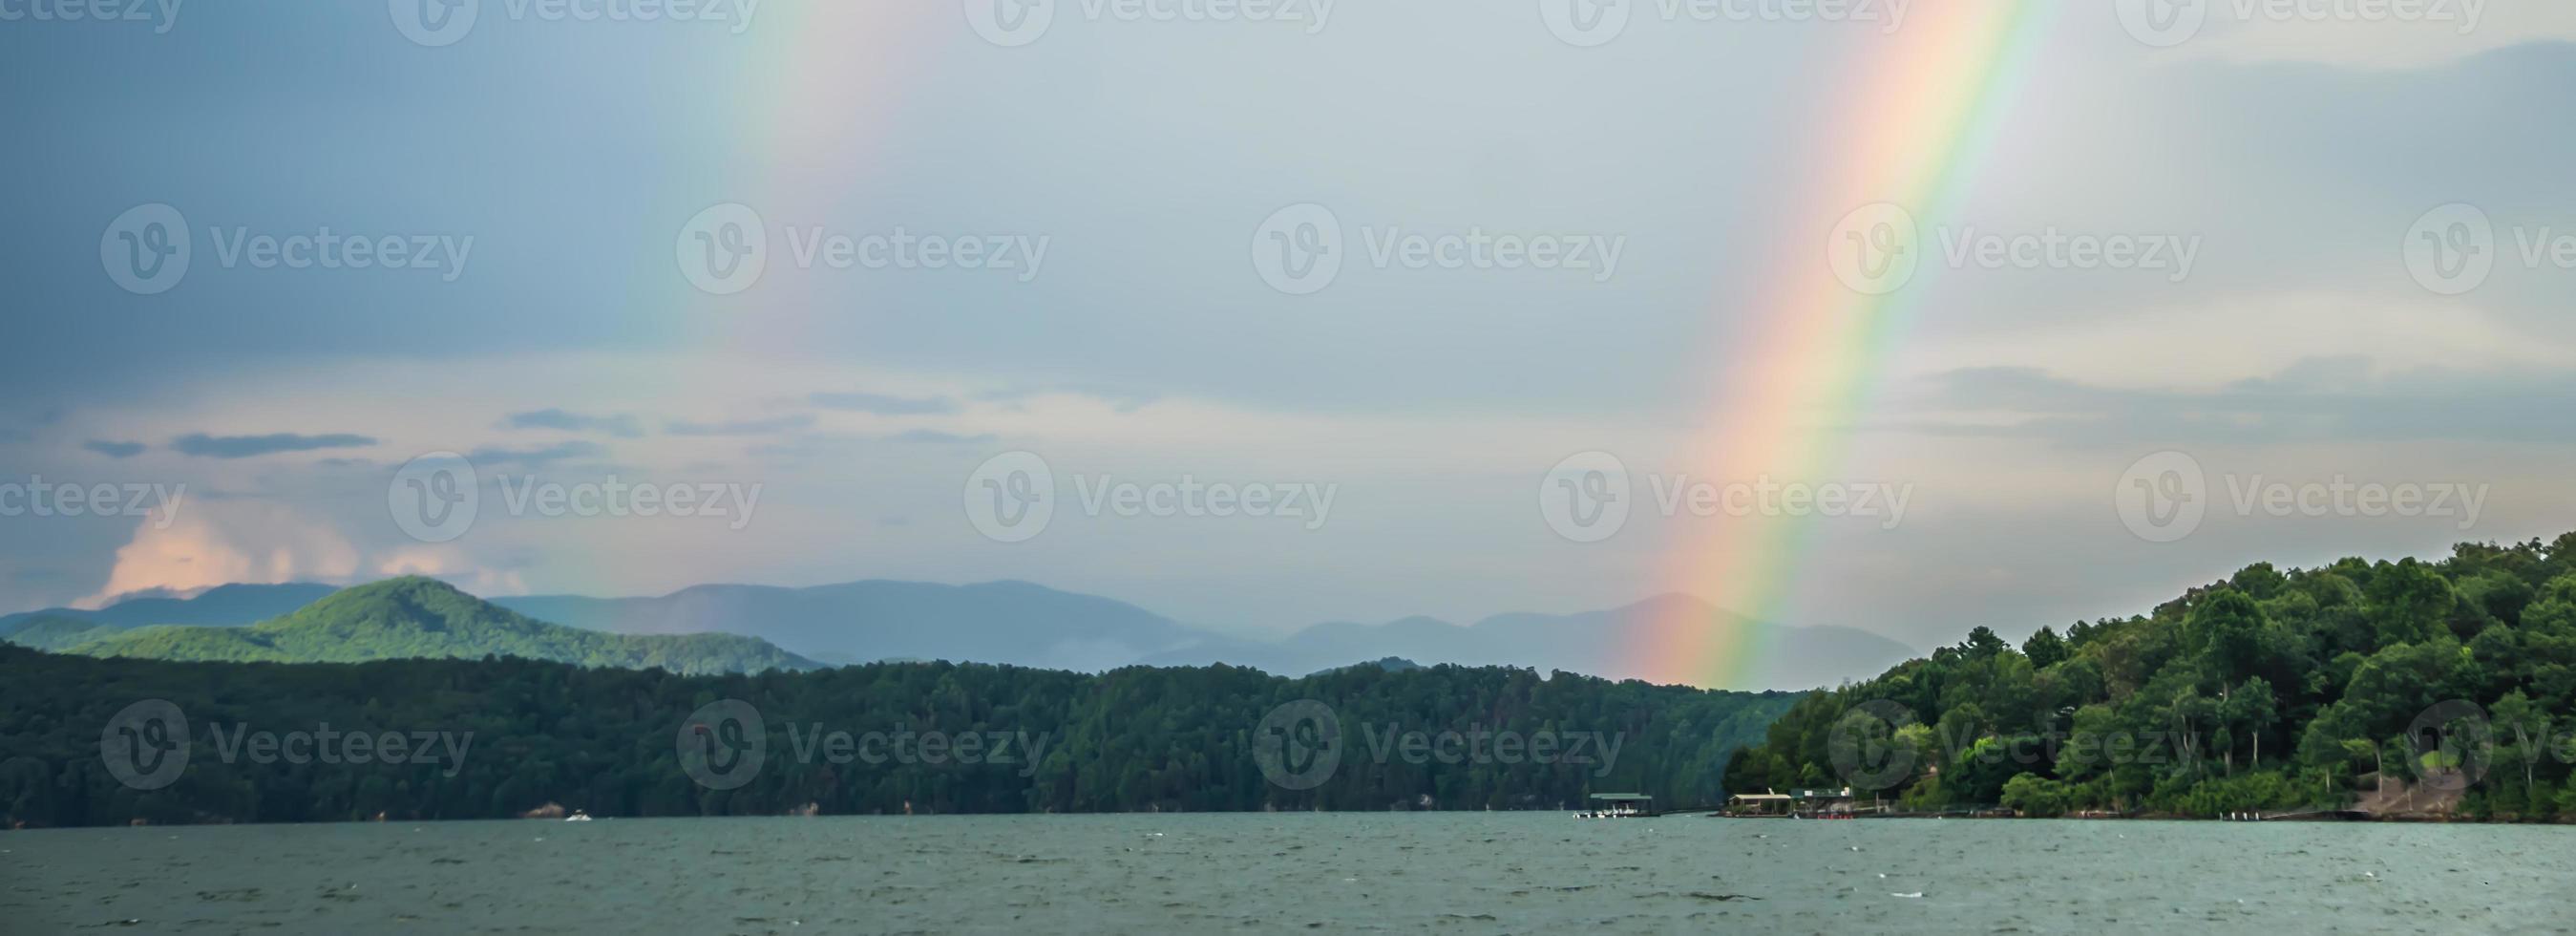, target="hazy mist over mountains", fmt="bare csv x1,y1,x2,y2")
4,579,1913,691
